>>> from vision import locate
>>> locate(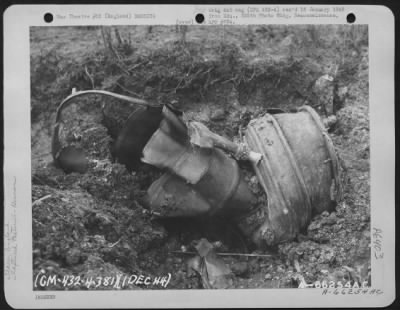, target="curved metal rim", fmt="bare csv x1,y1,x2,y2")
298,105,343,201
268,113,314,223
244,127,297,235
